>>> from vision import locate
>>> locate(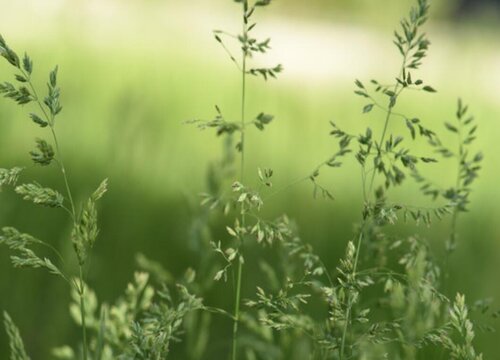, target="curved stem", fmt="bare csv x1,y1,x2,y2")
50,127,77,219
22,68,77,220
262,155,340,202
204,306,236,321
23,69,86,358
